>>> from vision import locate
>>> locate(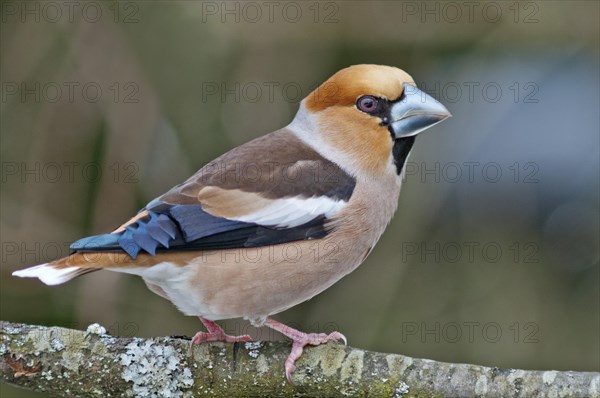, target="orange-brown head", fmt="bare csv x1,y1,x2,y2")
294,64,451,177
